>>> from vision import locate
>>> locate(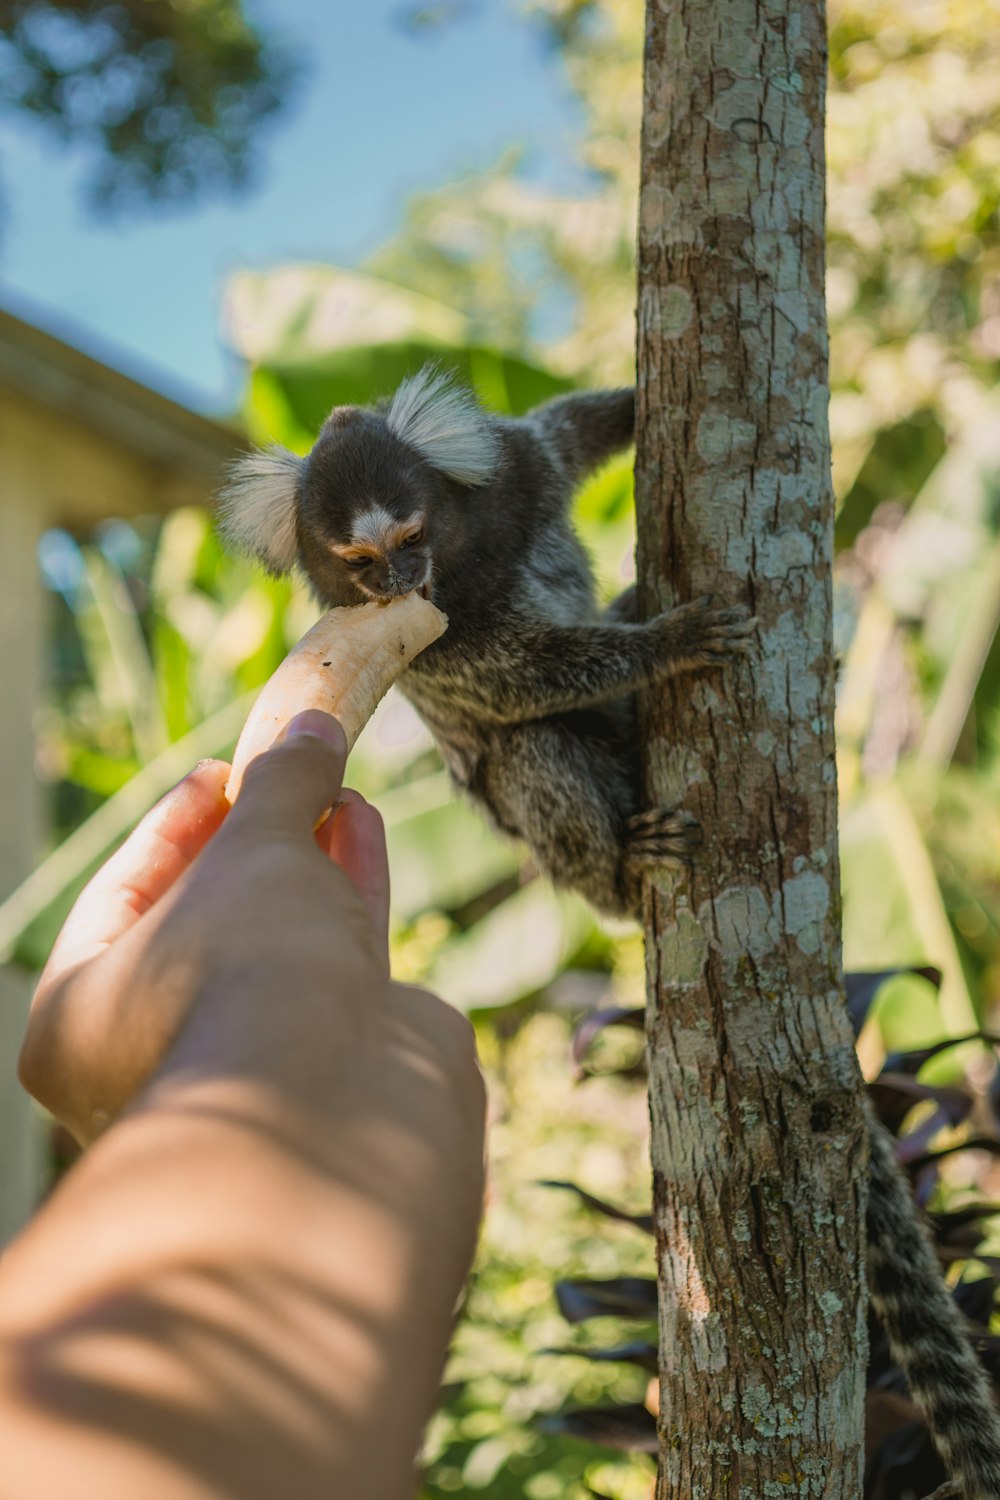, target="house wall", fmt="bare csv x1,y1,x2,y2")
0,439,47,1241
0,386,235,1241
